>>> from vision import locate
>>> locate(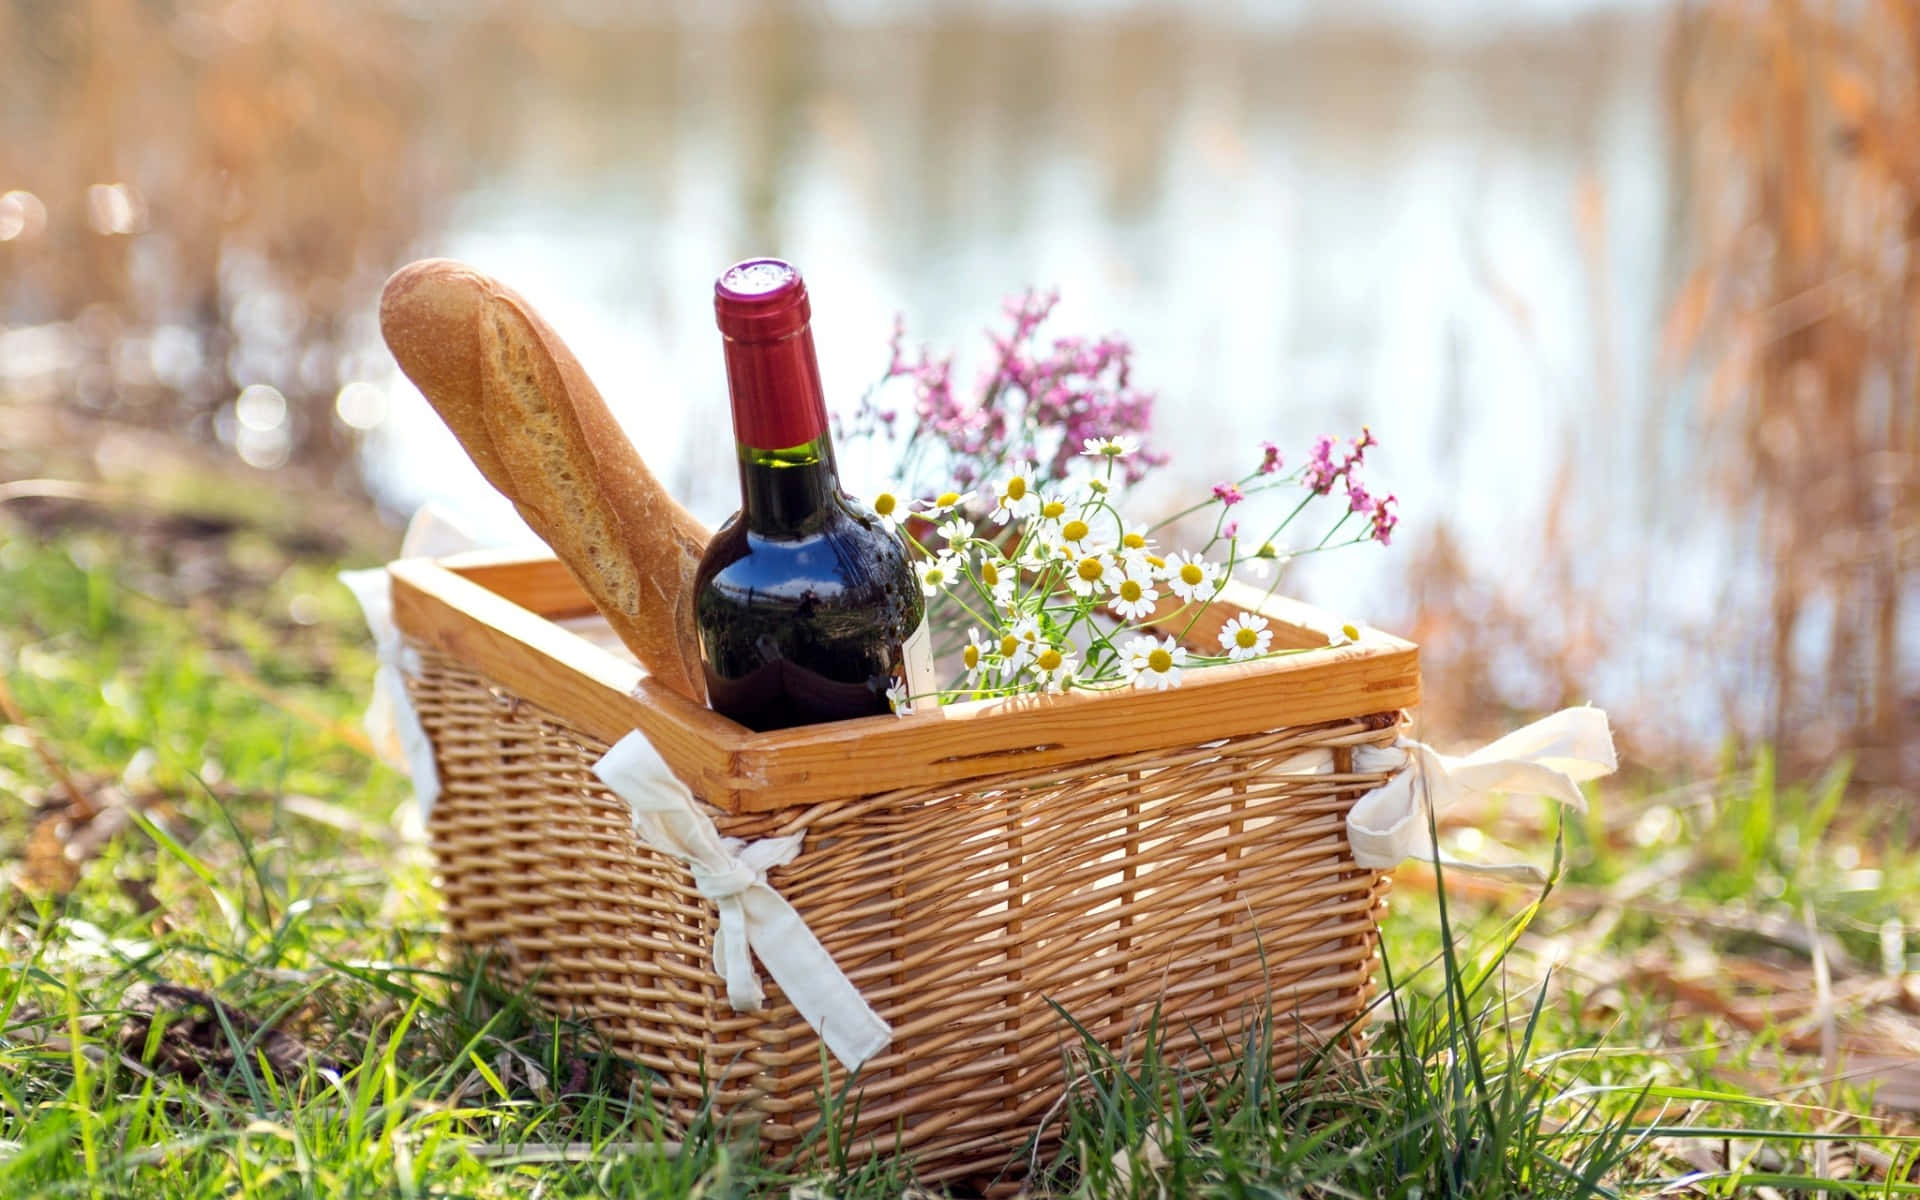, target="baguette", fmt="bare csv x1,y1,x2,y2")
379,258,709,702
